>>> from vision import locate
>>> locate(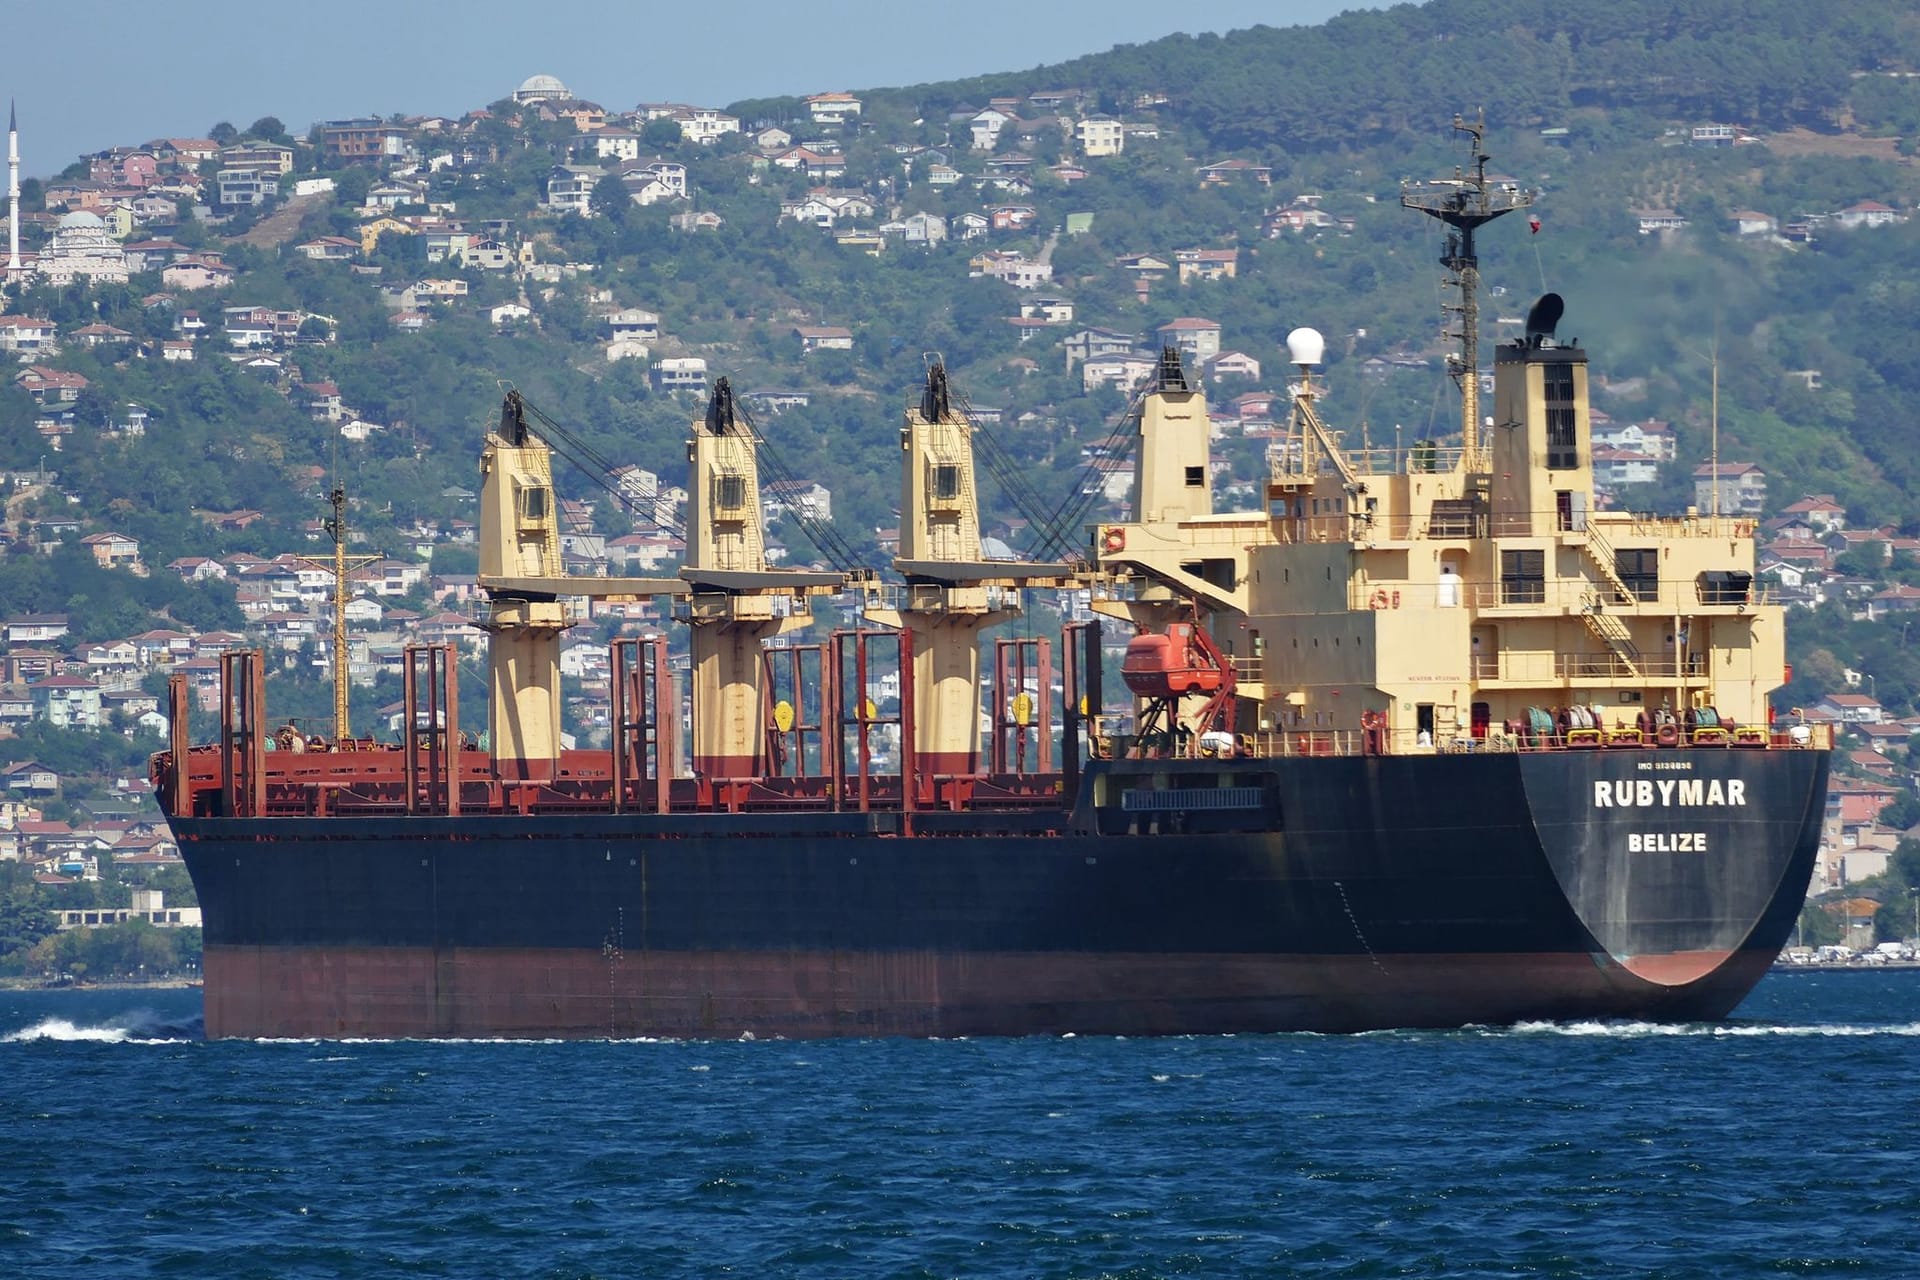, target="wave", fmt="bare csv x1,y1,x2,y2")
2,1010,204,1044
1500,1019,1920,1038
